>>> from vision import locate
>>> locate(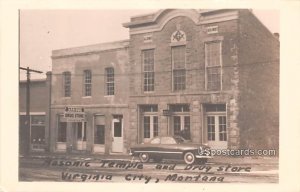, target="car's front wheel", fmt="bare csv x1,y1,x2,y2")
183,152,196,164
139,152,150,163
